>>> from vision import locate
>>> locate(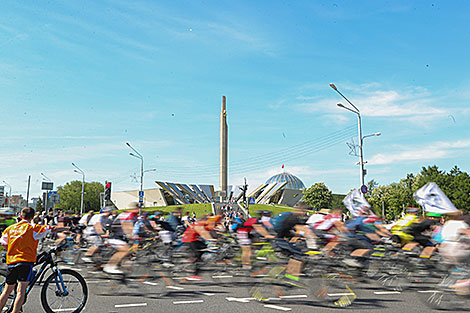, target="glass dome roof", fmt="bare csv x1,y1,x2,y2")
265,172,305,190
